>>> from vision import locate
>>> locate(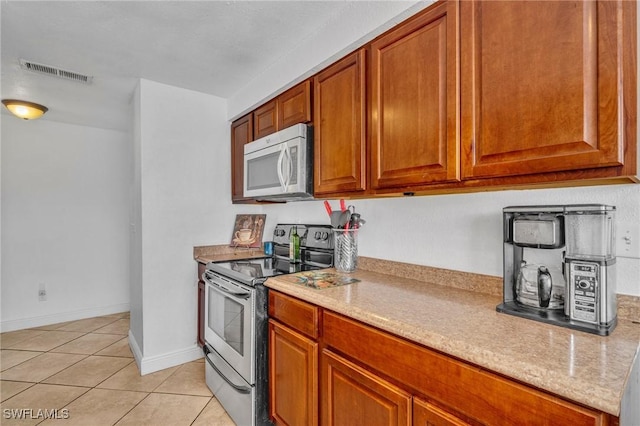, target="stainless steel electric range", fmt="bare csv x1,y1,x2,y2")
201,224,333,426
